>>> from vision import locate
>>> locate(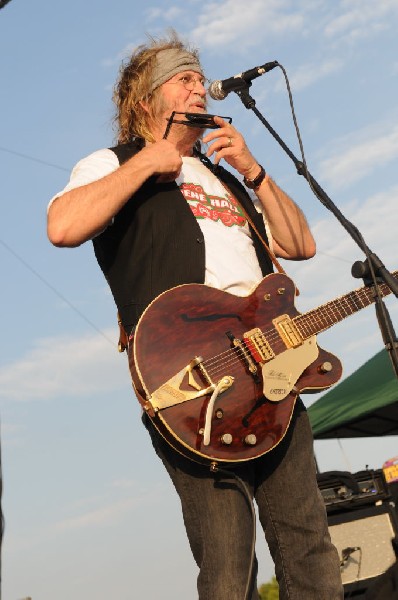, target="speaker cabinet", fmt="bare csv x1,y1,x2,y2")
327,503,398,590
